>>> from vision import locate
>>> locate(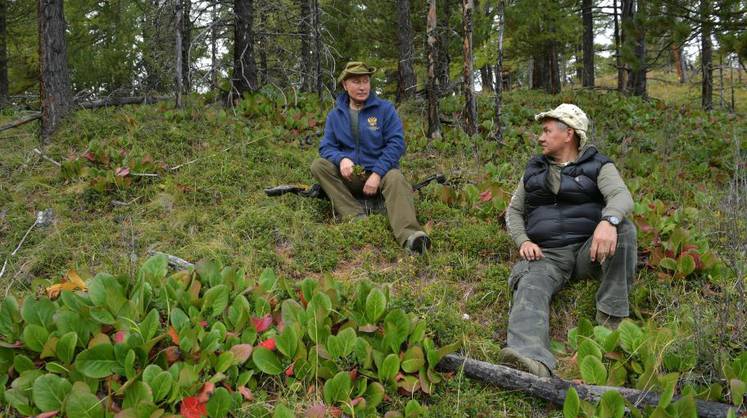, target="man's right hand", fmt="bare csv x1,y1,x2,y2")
340,158,354,180
519,241,544,261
